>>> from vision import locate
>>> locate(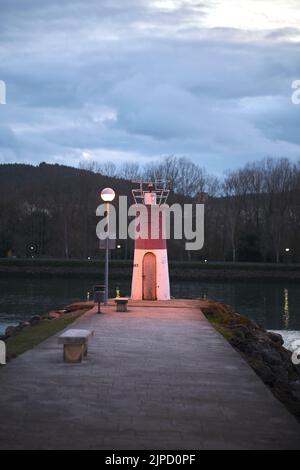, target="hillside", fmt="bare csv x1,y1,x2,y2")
0,163,133,259
0,160,299,263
